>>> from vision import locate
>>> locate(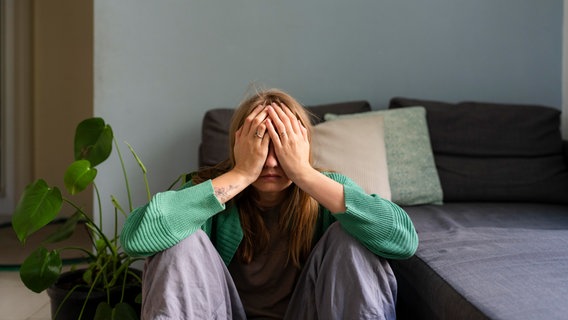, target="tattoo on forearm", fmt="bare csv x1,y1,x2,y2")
214,185,238,203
